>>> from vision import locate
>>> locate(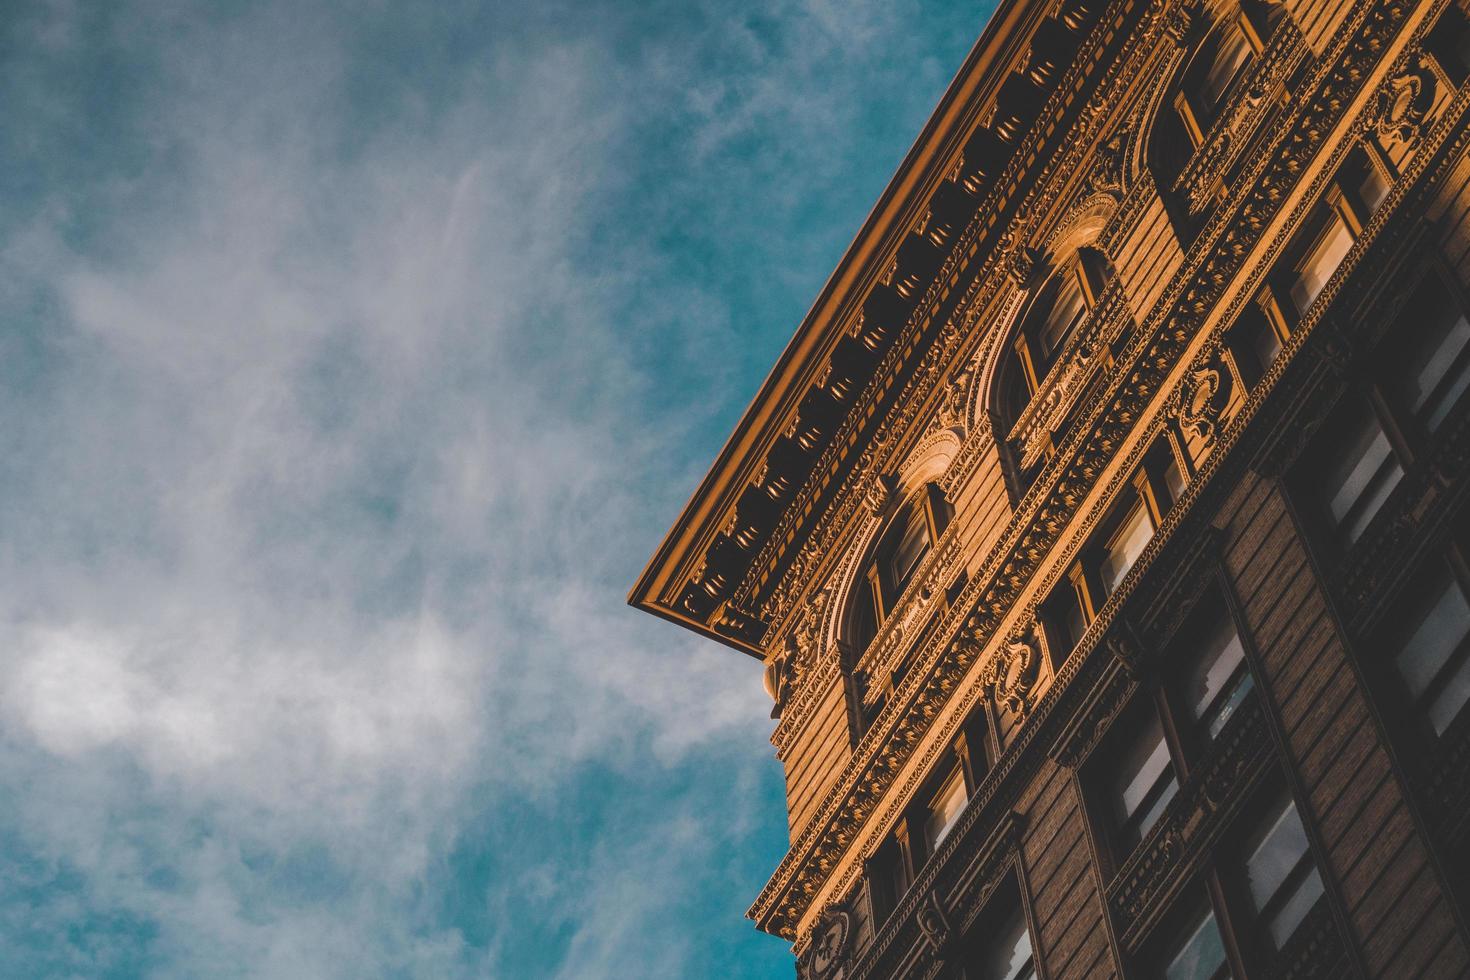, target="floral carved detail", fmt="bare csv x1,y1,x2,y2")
1372,54,1437,146
1002,236,1036,286
799,908,852,980
1088,127,1129,198
933,367,972,434
767,586,834,718
864,472,898,516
